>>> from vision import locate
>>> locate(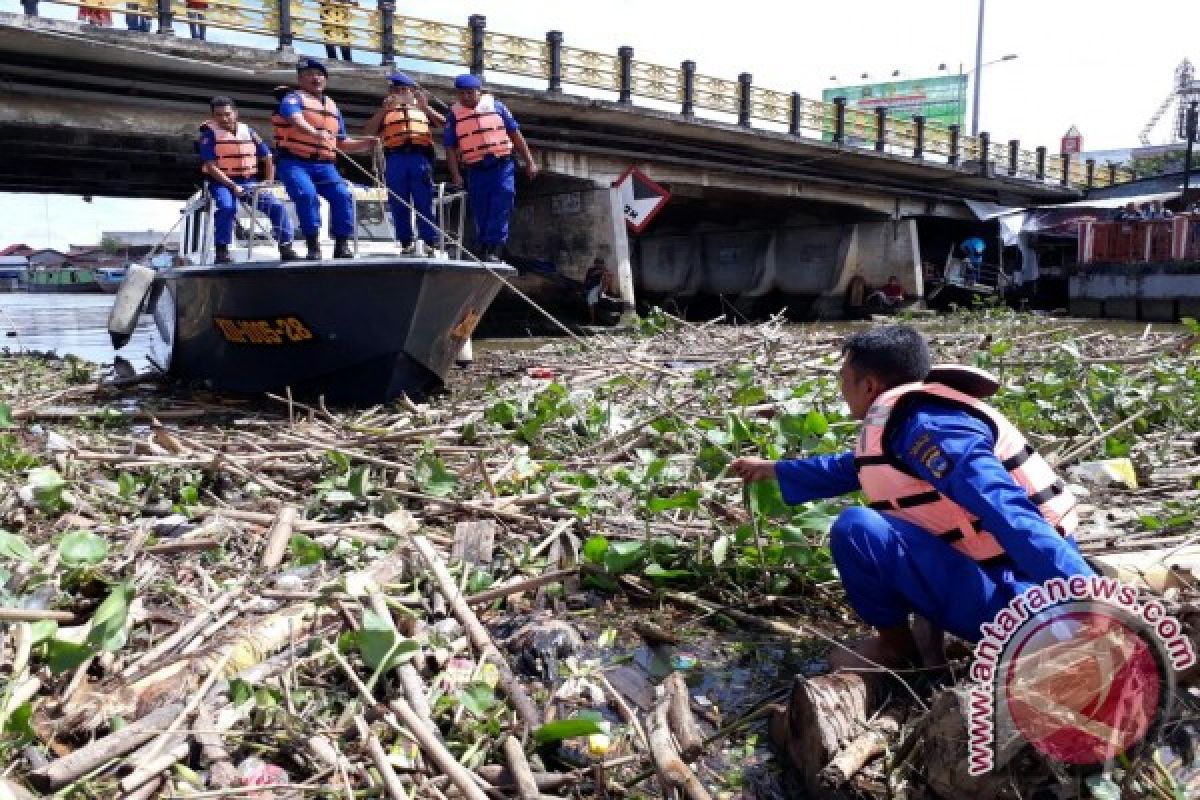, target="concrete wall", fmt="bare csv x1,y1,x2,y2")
1069,267,1200,321
815,220,922,317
